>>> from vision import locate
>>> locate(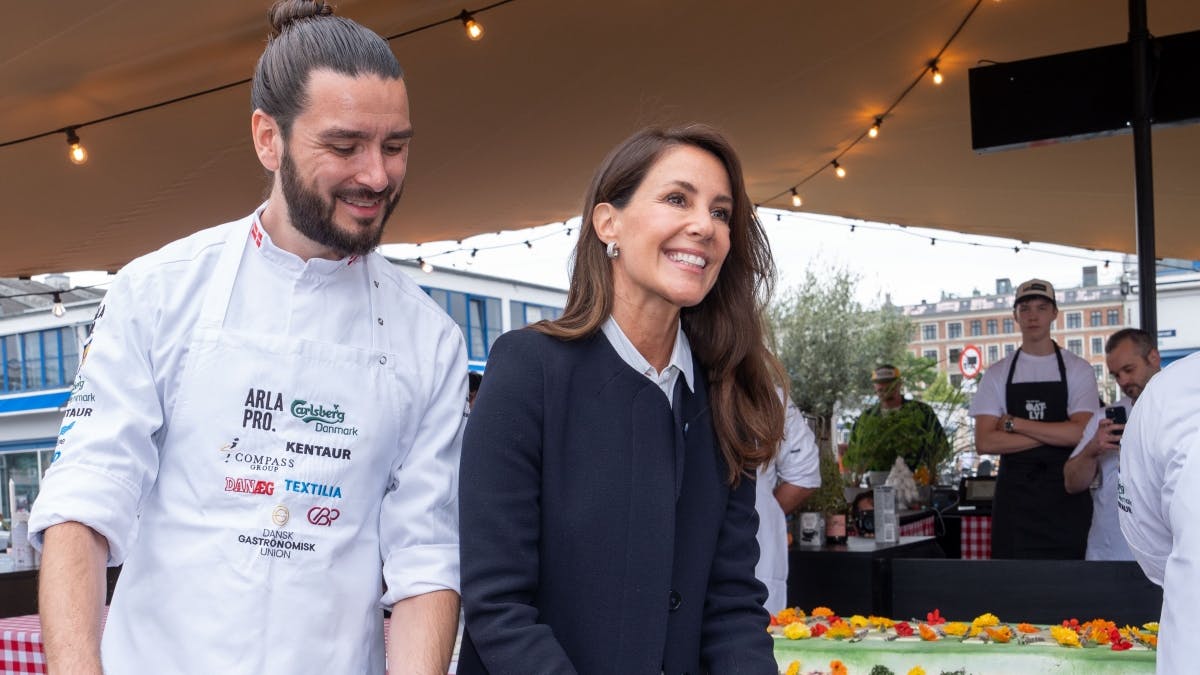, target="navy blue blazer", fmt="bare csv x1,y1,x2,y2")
458,328,776,675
